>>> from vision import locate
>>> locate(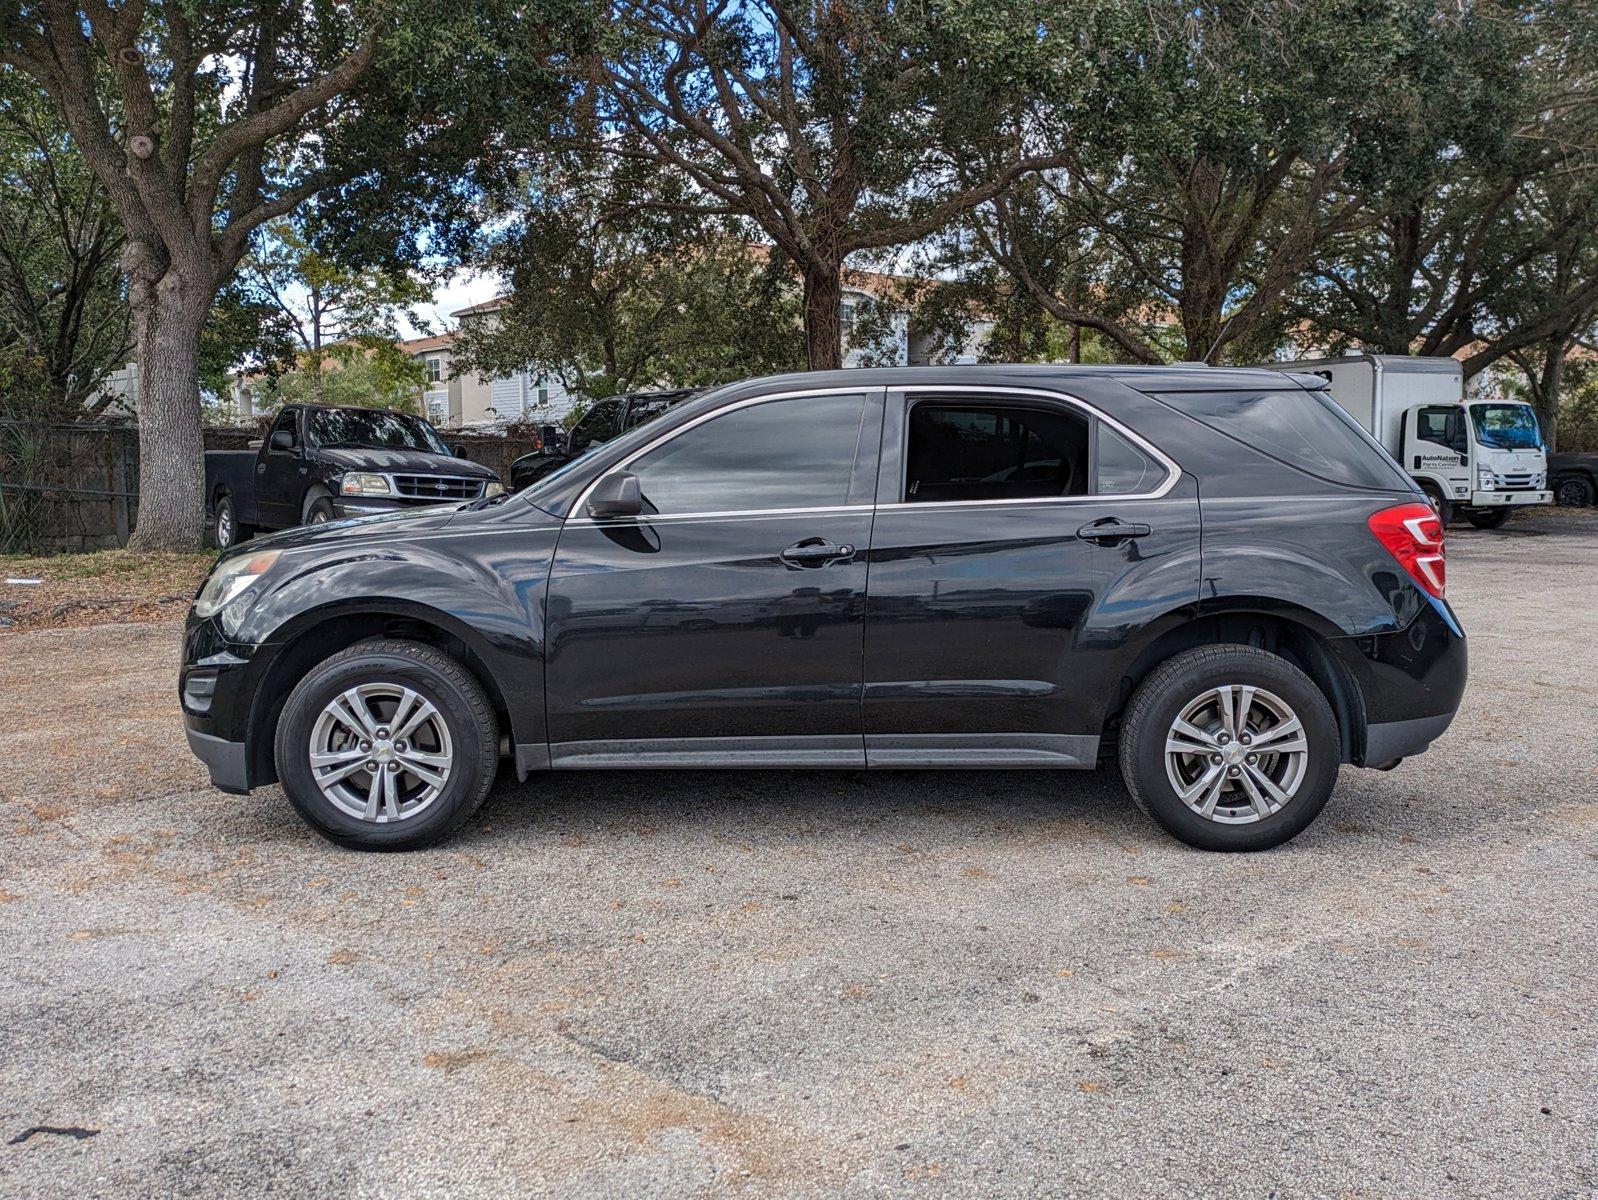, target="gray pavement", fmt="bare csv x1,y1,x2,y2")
2,507,1595,1198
